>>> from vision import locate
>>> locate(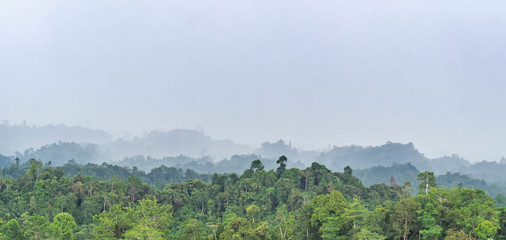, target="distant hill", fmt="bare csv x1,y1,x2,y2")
103,129,252,160
354,163,419,188
459,160,506,184
0,154,13,168
354,163,506,197
17,142,106,166
314,142,431,172
115,154,306,173
427,154,471,174
255,139,320,164
0,123,112,154
0,126,253,164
